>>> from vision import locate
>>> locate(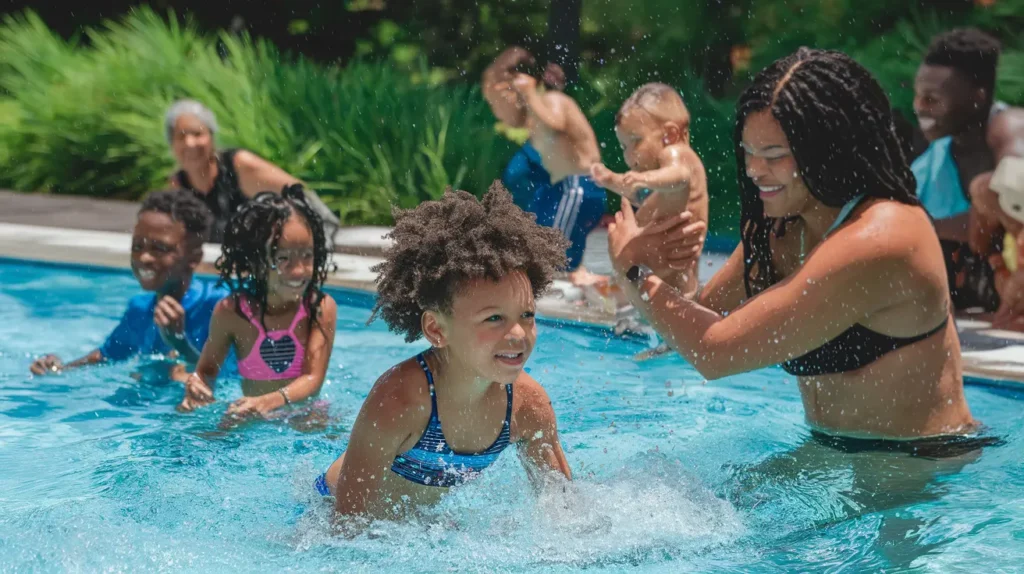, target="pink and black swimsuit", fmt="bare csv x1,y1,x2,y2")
236,297,307,380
